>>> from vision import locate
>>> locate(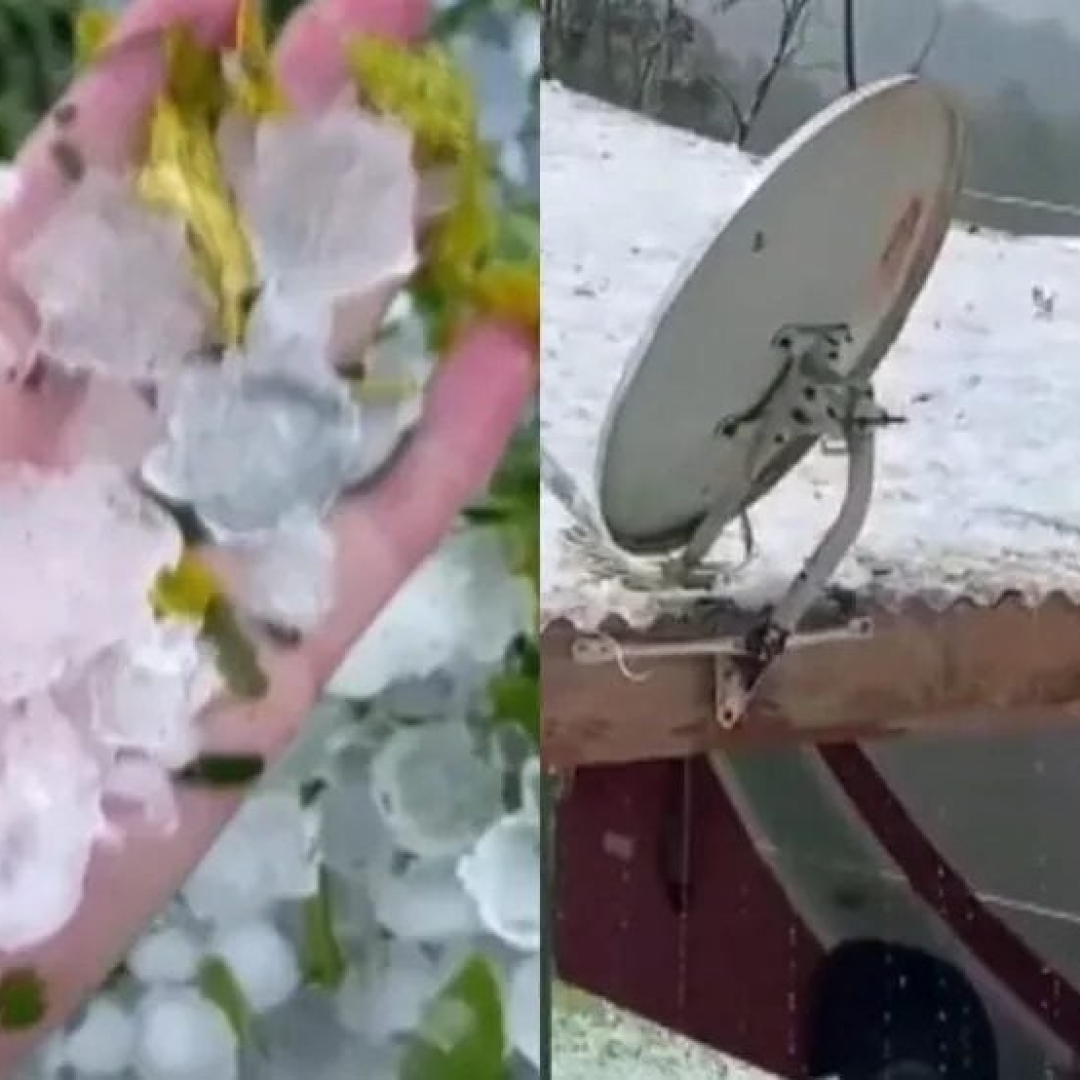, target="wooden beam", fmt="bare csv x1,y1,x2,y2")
541,595,1080,768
